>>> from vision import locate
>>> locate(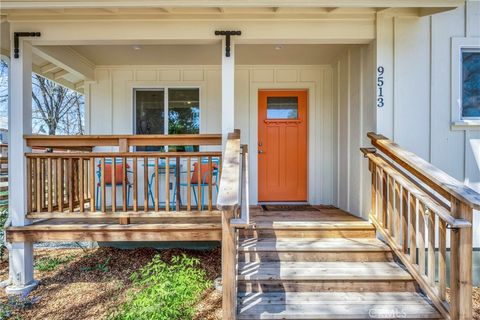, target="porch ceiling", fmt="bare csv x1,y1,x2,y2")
68,44,353,66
